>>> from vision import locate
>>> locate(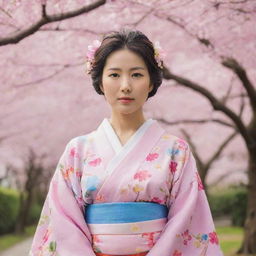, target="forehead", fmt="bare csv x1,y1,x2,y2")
104,48,146,69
